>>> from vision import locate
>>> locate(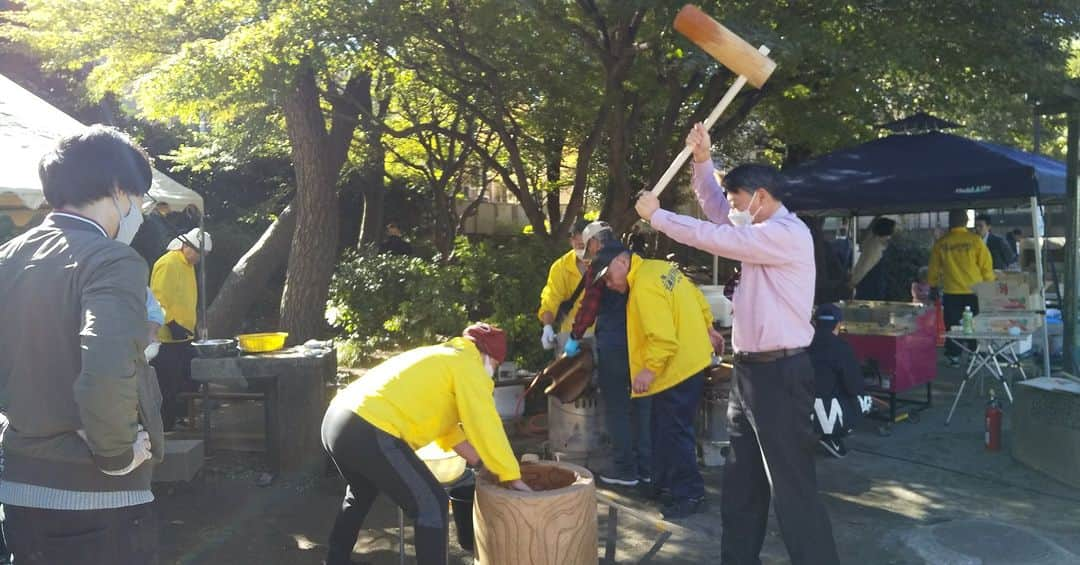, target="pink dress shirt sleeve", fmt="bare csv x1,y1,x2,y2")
649,208,802,266
691,160,732,225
